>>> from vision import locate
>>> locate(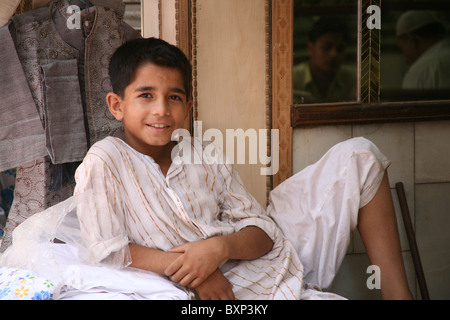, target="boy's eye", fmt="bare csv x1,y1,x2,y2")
321,43,333,52
169,95,183,101
140,93,152,99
